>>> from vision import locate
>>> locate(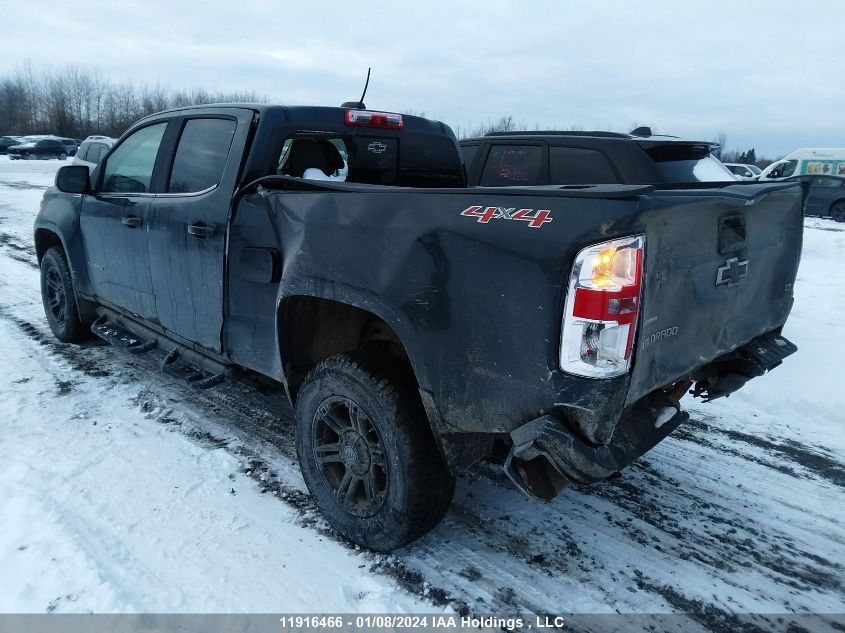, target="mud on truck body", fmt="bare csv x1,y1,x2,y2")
35,104,801,551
